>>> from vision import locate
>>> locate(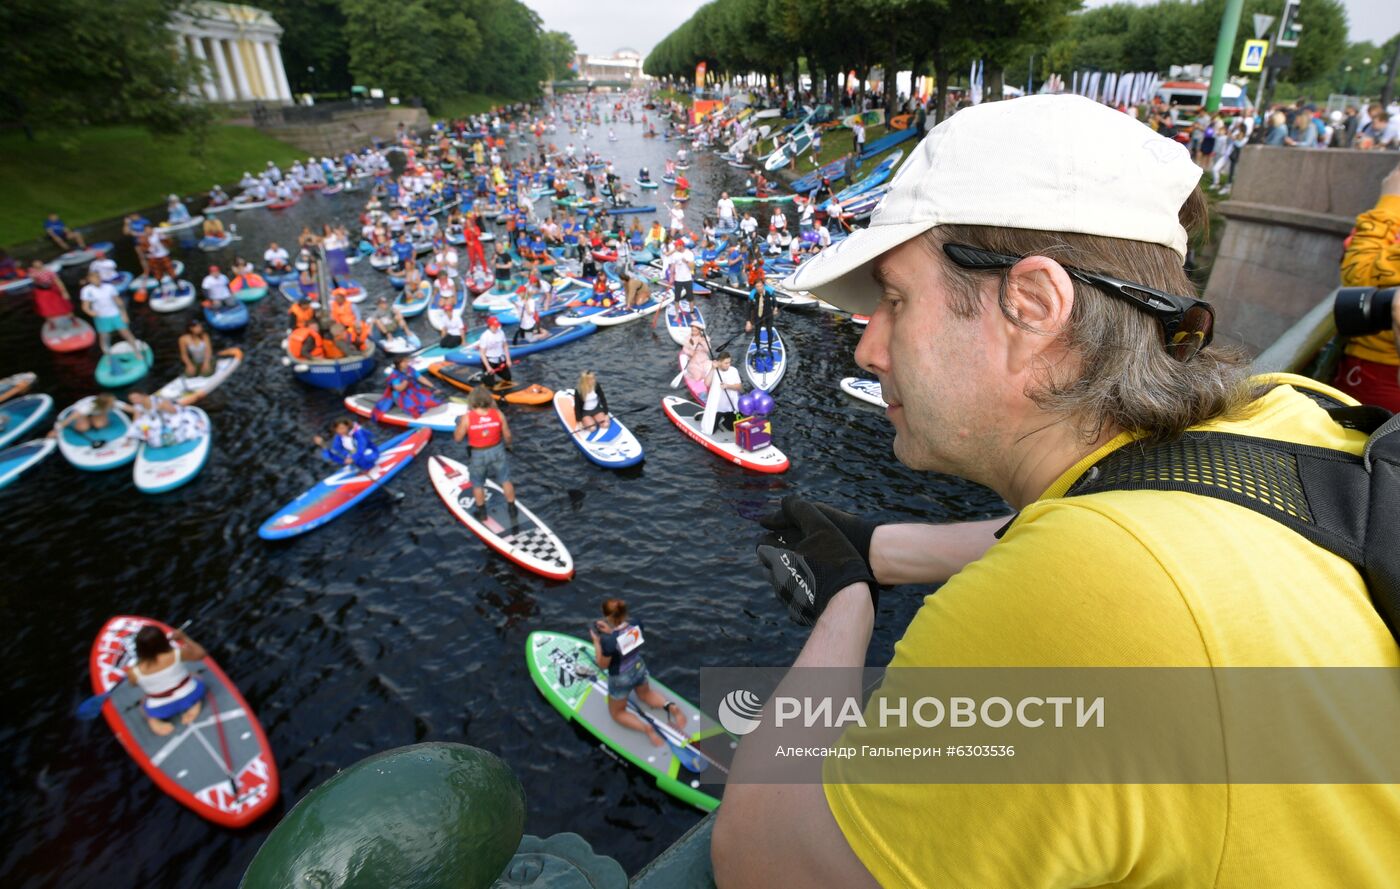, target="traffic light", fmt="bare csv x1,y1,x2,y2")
1277,0,1303,49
